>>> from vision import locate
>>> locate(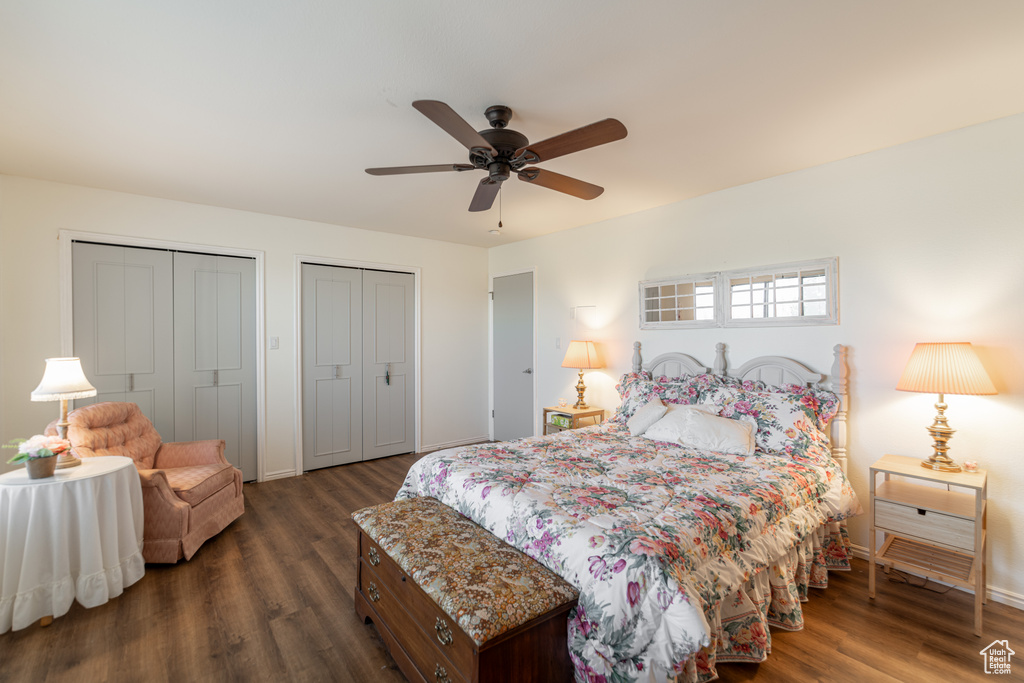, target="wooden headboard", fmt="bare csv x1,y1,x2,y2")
631,341,850,474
